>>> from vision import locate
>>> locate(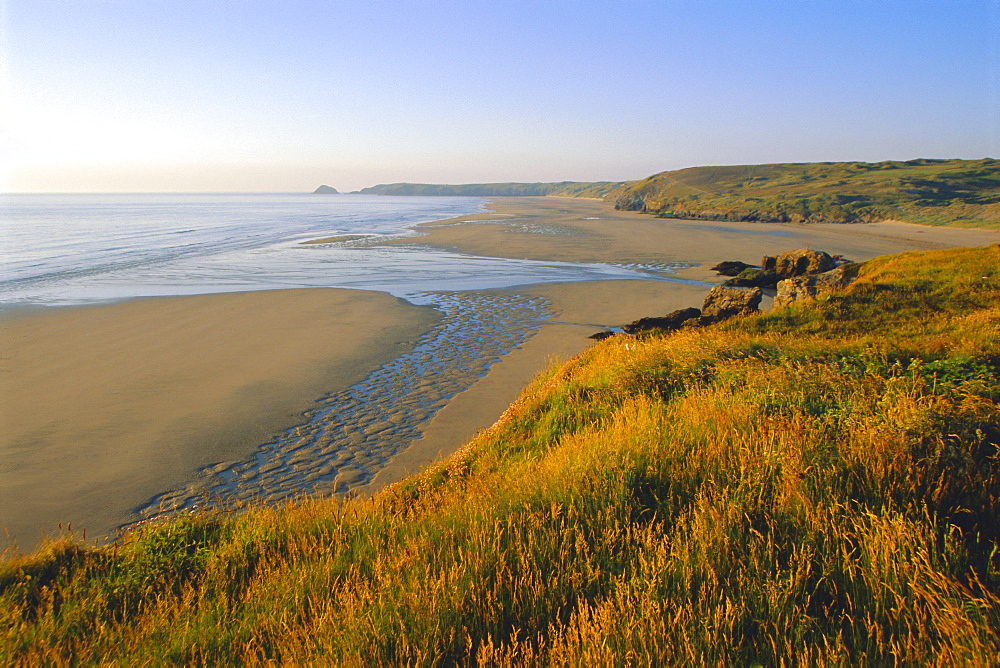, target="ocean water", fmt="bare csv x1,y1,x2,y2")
0,192,658,308
2,192,696,521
